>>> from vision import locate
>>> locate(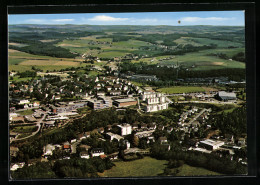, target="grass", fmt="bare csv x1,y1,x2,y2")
9,76,33,82
99,157,167,177
11,125,38,133
157,86,206,94
18,109,34,115
175,164,222,176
